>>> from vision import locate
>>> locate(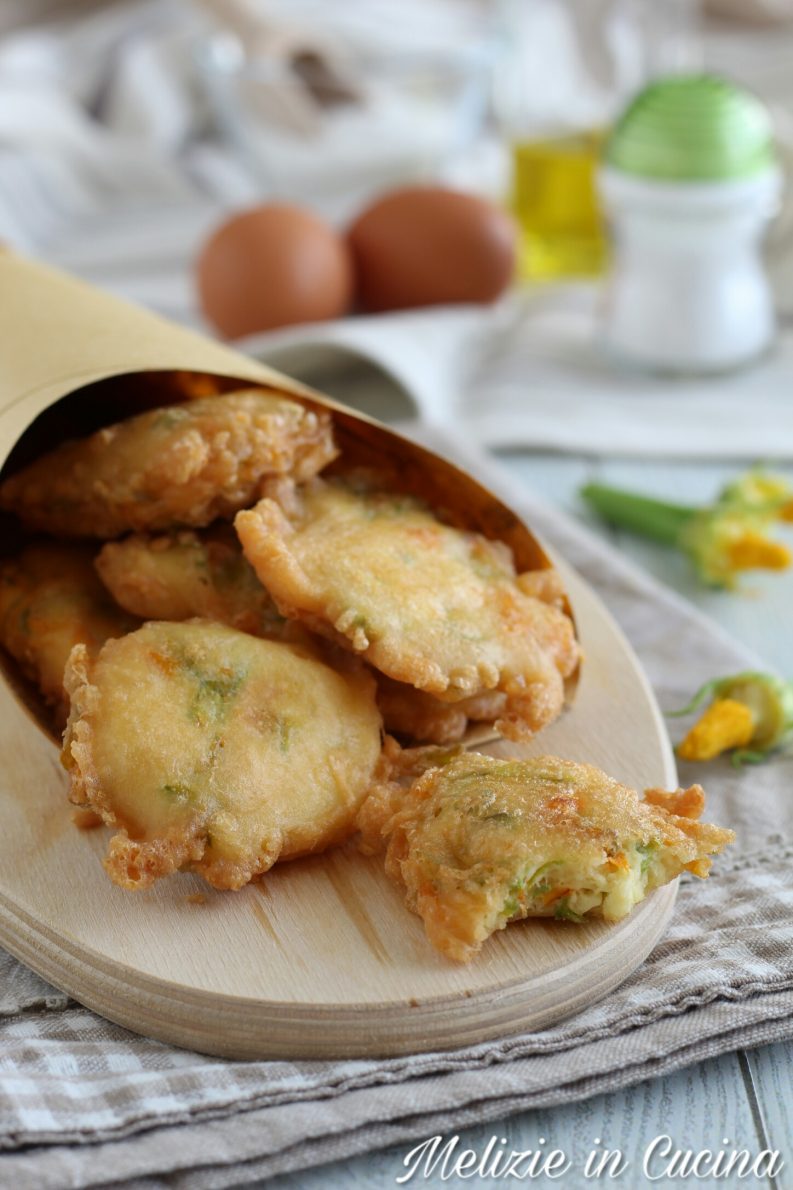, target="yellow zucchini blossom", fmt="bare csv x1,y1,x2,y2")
670,671,793,766
679,507,791,588
719,470,793,514
722,469,793,544
581,469,793,589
